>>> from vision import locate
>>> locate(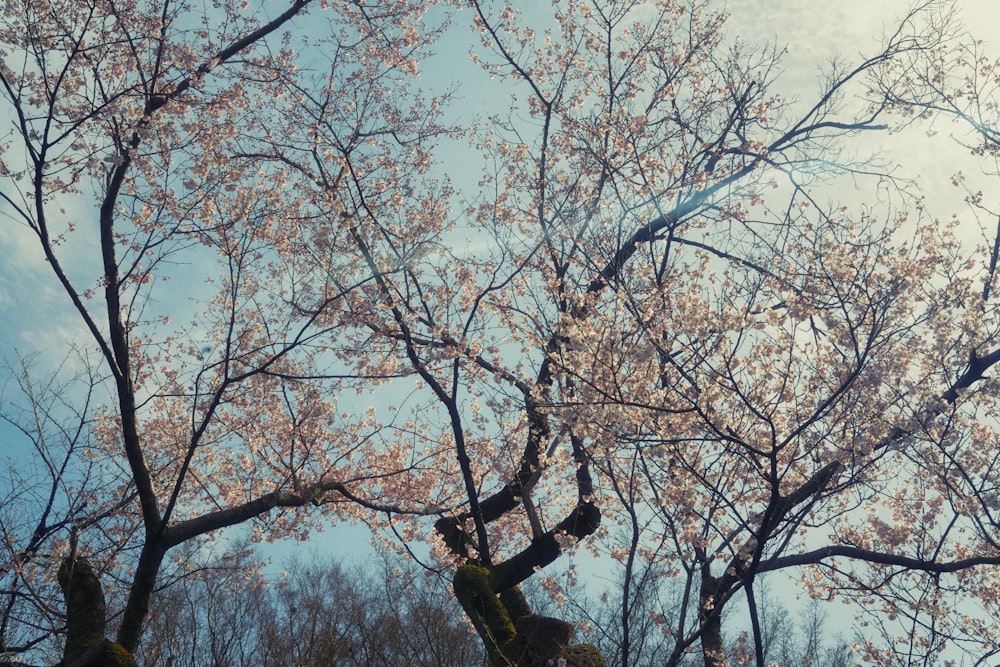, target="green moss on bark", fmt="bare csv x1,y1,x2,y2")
453,563,608,667
57,558,107,664
561,643,607,667
64,639,138,667
453,564,516,648
57,558,138,667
